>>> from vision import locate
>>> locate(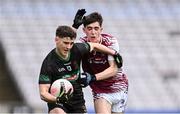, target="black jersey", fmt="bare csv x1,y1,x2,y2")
39,43,90,112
